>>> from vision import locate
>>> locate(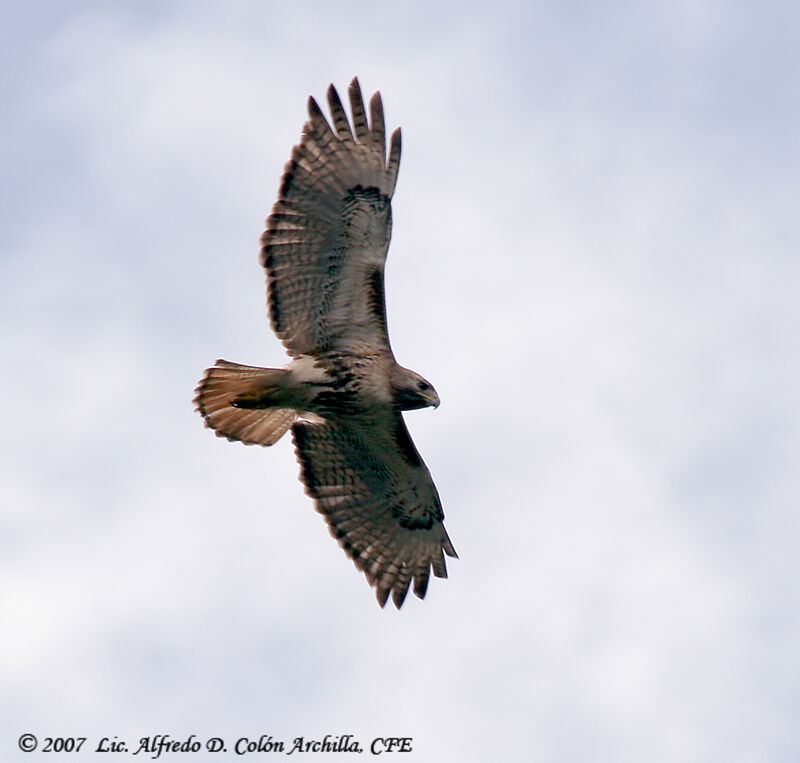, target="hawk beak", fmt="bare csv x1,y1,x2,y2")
429,391,440,409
